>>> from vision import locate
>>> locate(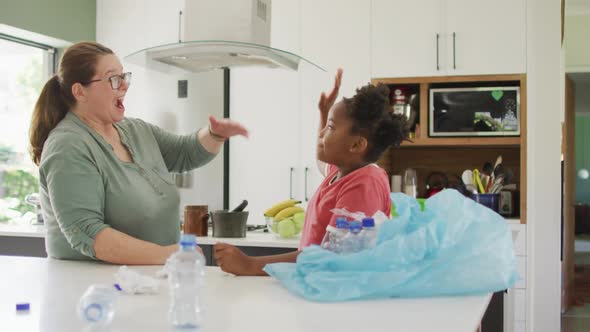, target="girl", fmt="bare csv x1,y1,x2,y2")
214,70,409,275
